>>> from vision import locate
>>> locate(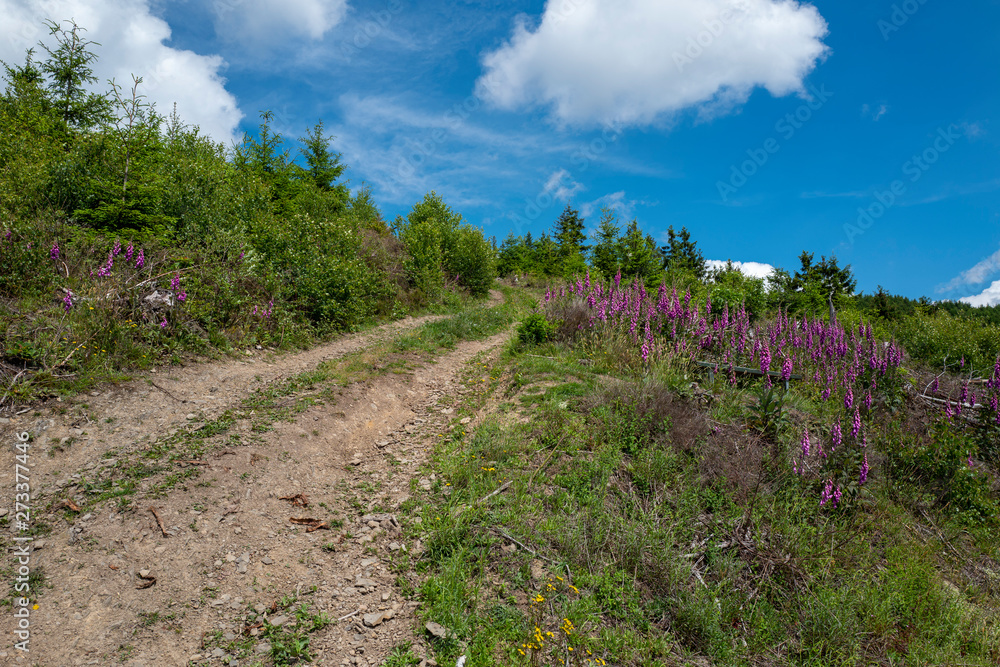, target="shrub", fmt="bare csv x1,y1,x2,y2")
517,312,557,346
